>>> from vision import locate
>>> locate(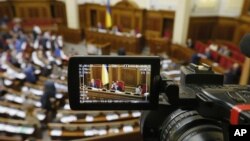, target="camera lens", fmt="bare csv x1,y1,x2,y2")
160,109,223,141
